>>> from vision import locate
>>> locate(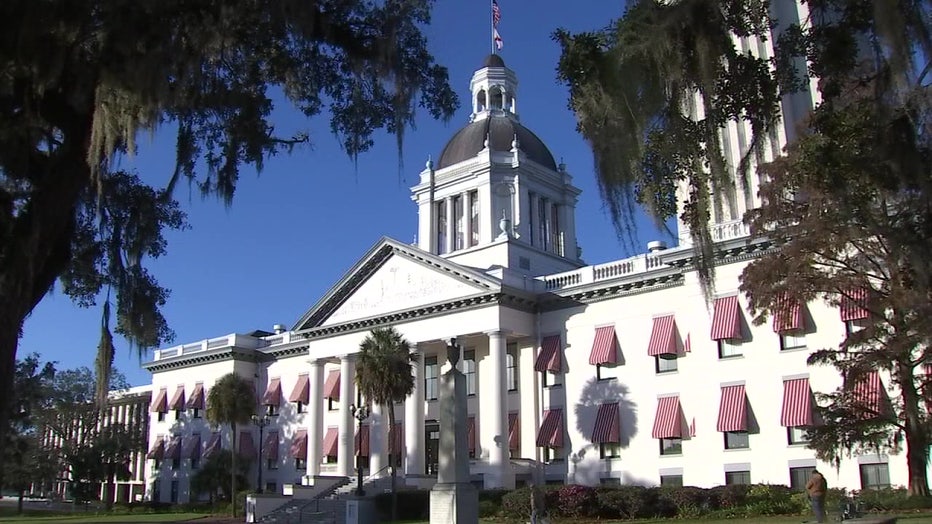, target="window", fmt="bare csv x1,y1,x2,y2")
266,405,279,417
265,482,277,494
506,344,518,392
171,458,180,470
190,408,201,419
597,363,620,380
175,410,182,421
724,431,749,450
170,480,179,504
787,426,809,445
528,192,536,246
660,438,683,456
725,470,751,485
860,463,891,489
469,190,479,247
718,339,742,359
323,453,338,464
542,447,563,463
328,398,338,412
789,466,815,490
780,332,807,351
157,412,166,422
295,458,306,470
191,456,200,469
542,370,562,388
660,475,684,487
153,459,162,470
551,203,561,255
601,477,621,486
267,458,278,470
436,201,447,254
655,355,678,374
295,402,305,414
425,356,439,401
151,481,161,503
453,195,464,250
538,198,548,250
846,318,868,335
600,442,621,459
463,350,477,396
